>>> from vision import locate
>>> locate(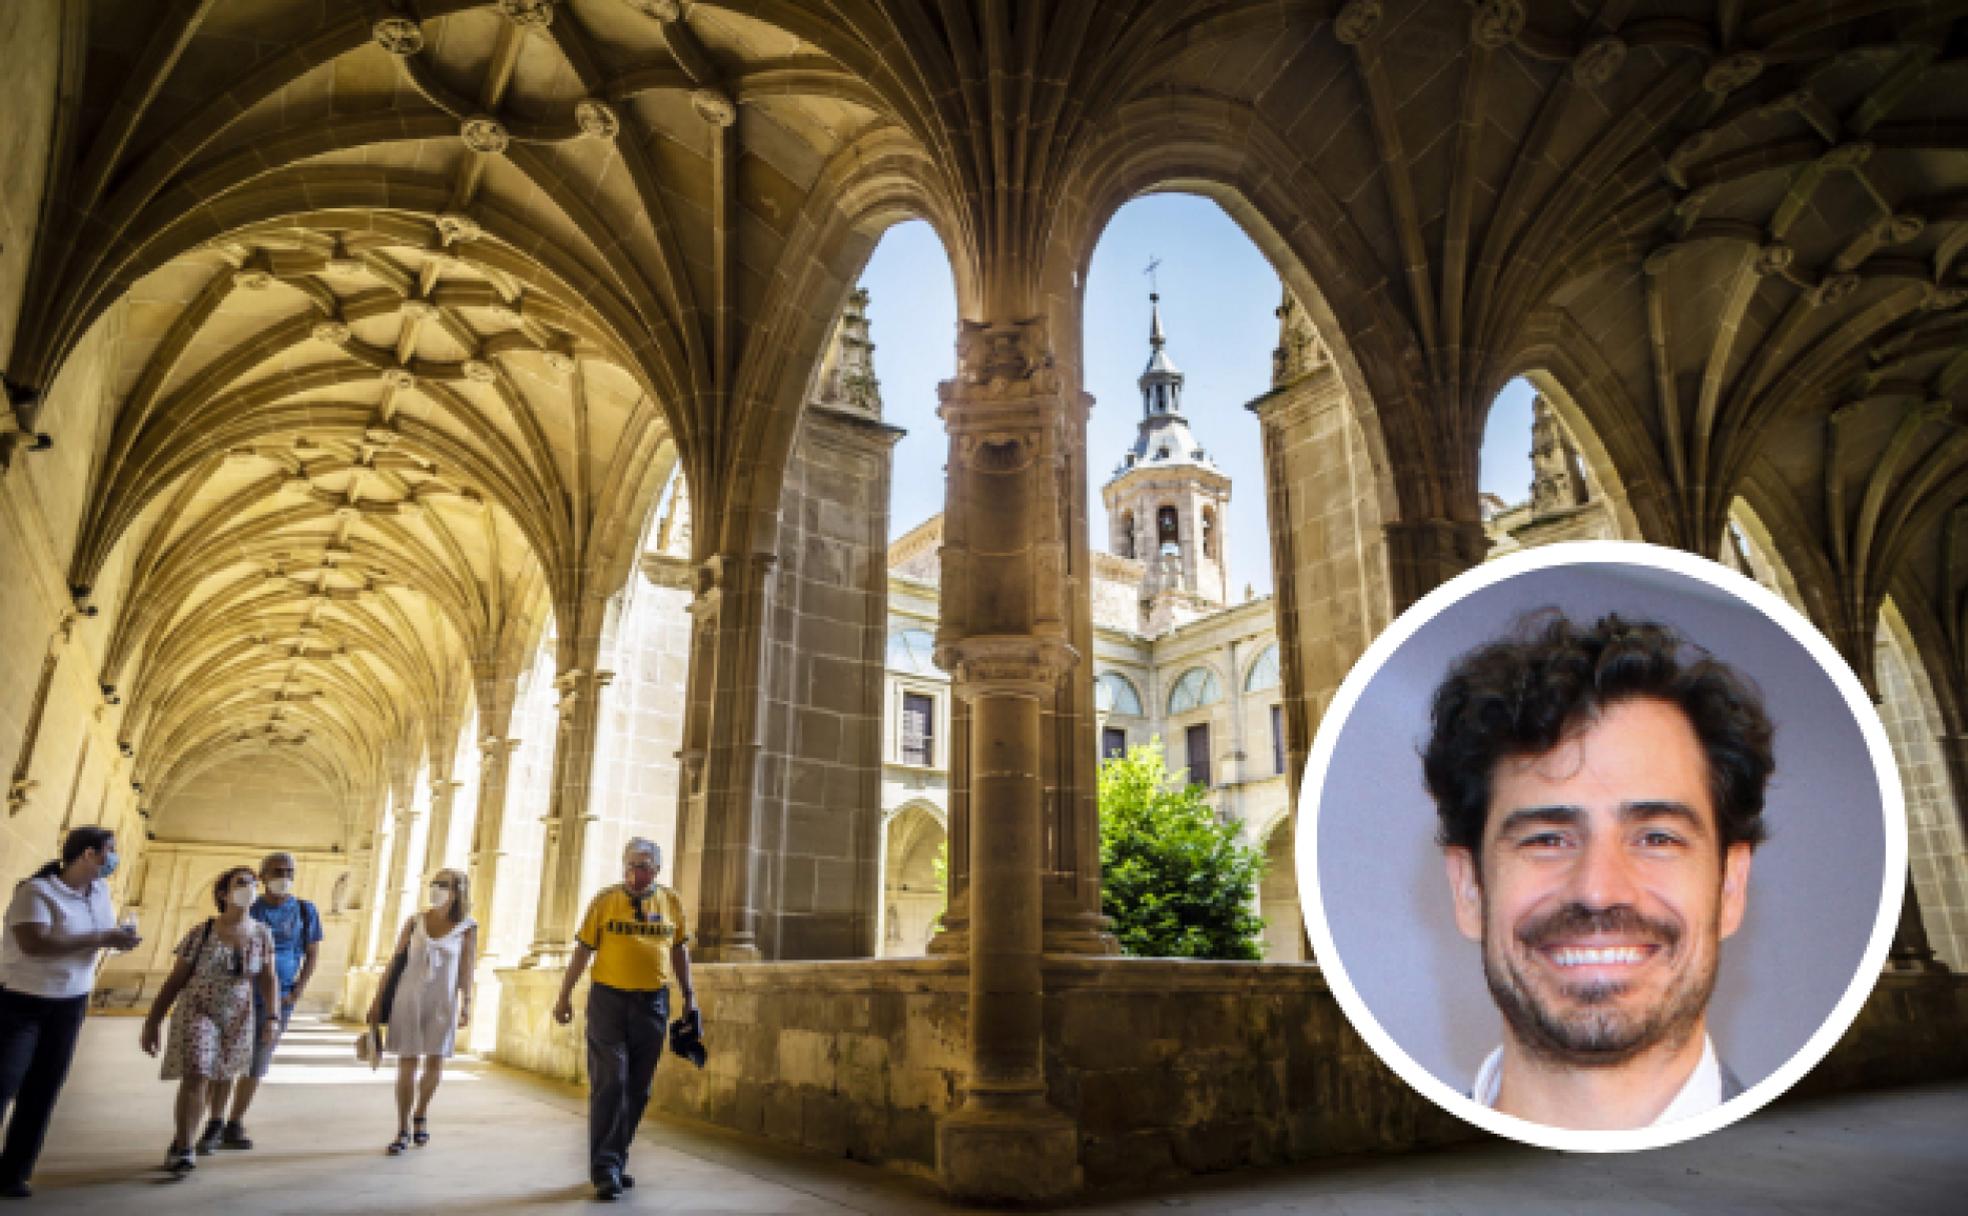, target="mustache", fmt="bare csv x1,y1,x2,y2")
1515,903,1681,951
